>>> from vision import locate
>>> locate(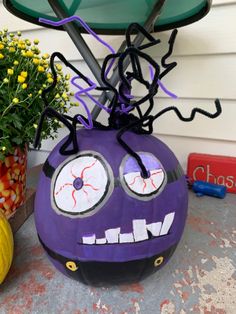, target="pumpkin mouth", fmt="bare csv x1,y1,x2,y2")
79,212,175,245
